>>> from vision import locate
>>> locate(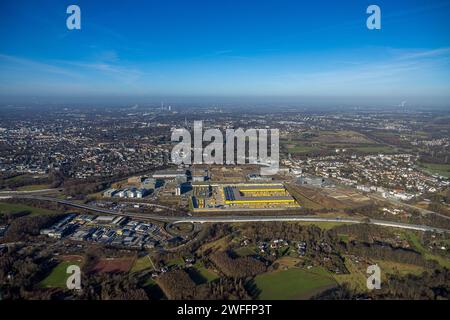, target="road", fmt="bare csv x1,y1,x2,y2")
0,188,63,195
15,195,175,222
171,215,449,233
7,194,450,234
